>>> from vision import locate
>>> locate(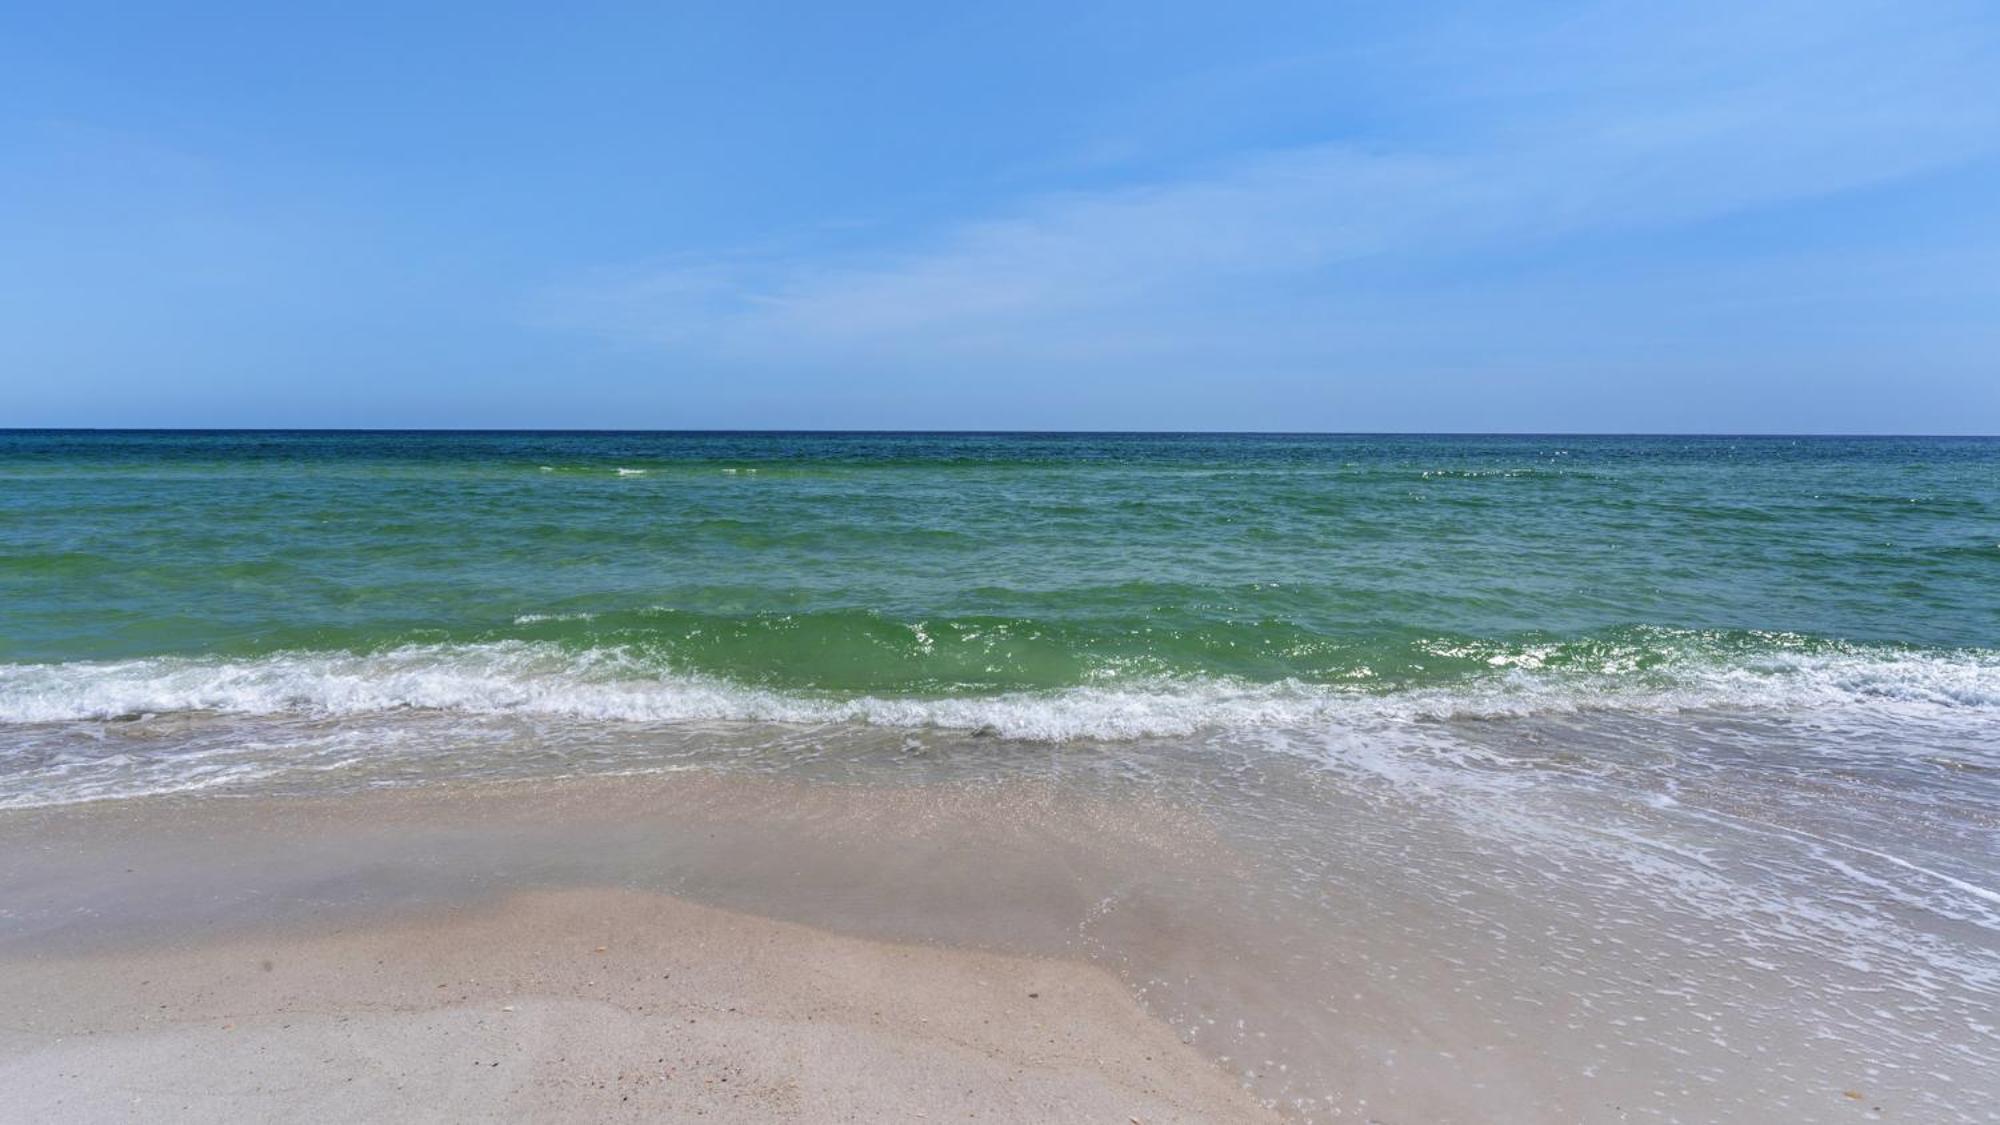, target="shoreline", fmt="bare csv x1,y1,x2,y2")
5,759,1990,1122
